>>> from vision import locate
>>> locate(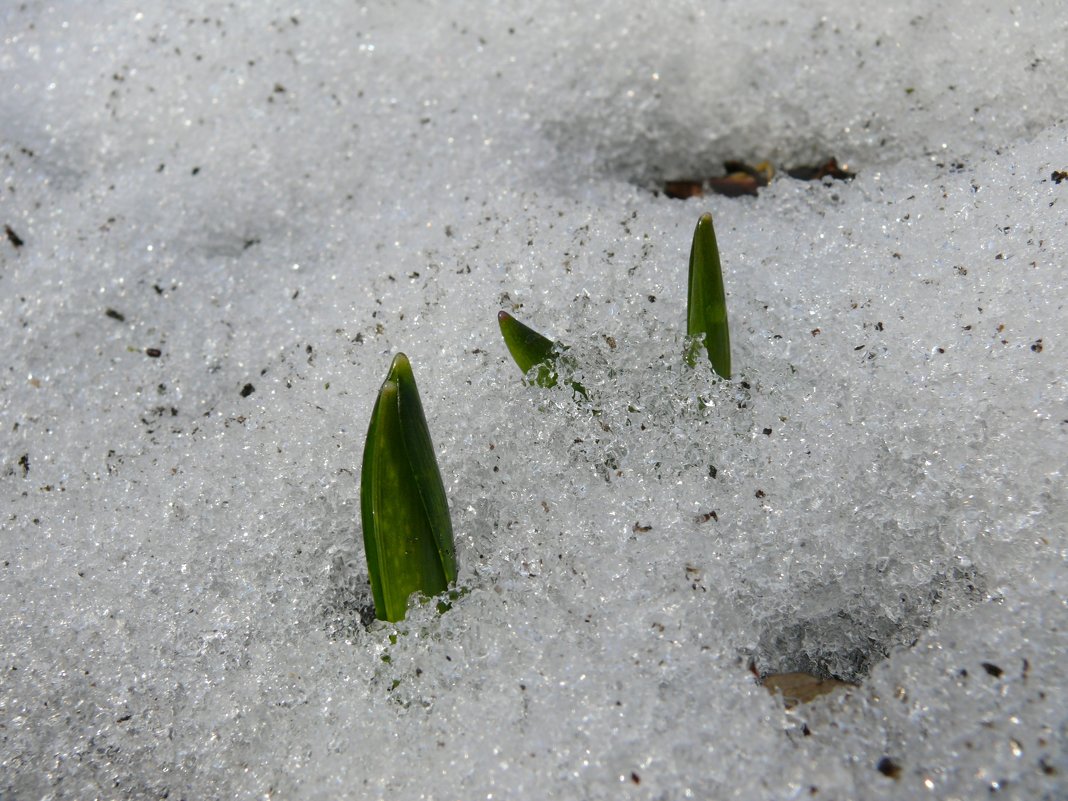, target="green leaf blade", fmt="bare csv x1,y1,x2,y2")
360,353,456,622
498,311,589,399
498,310,559,388
388,353,457,586
686,213,732,379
